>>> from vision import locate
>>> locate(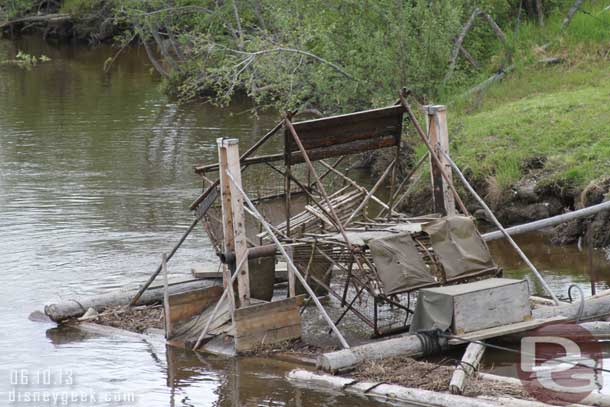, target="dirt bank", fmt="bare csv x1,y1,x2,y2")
365,149,610,248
